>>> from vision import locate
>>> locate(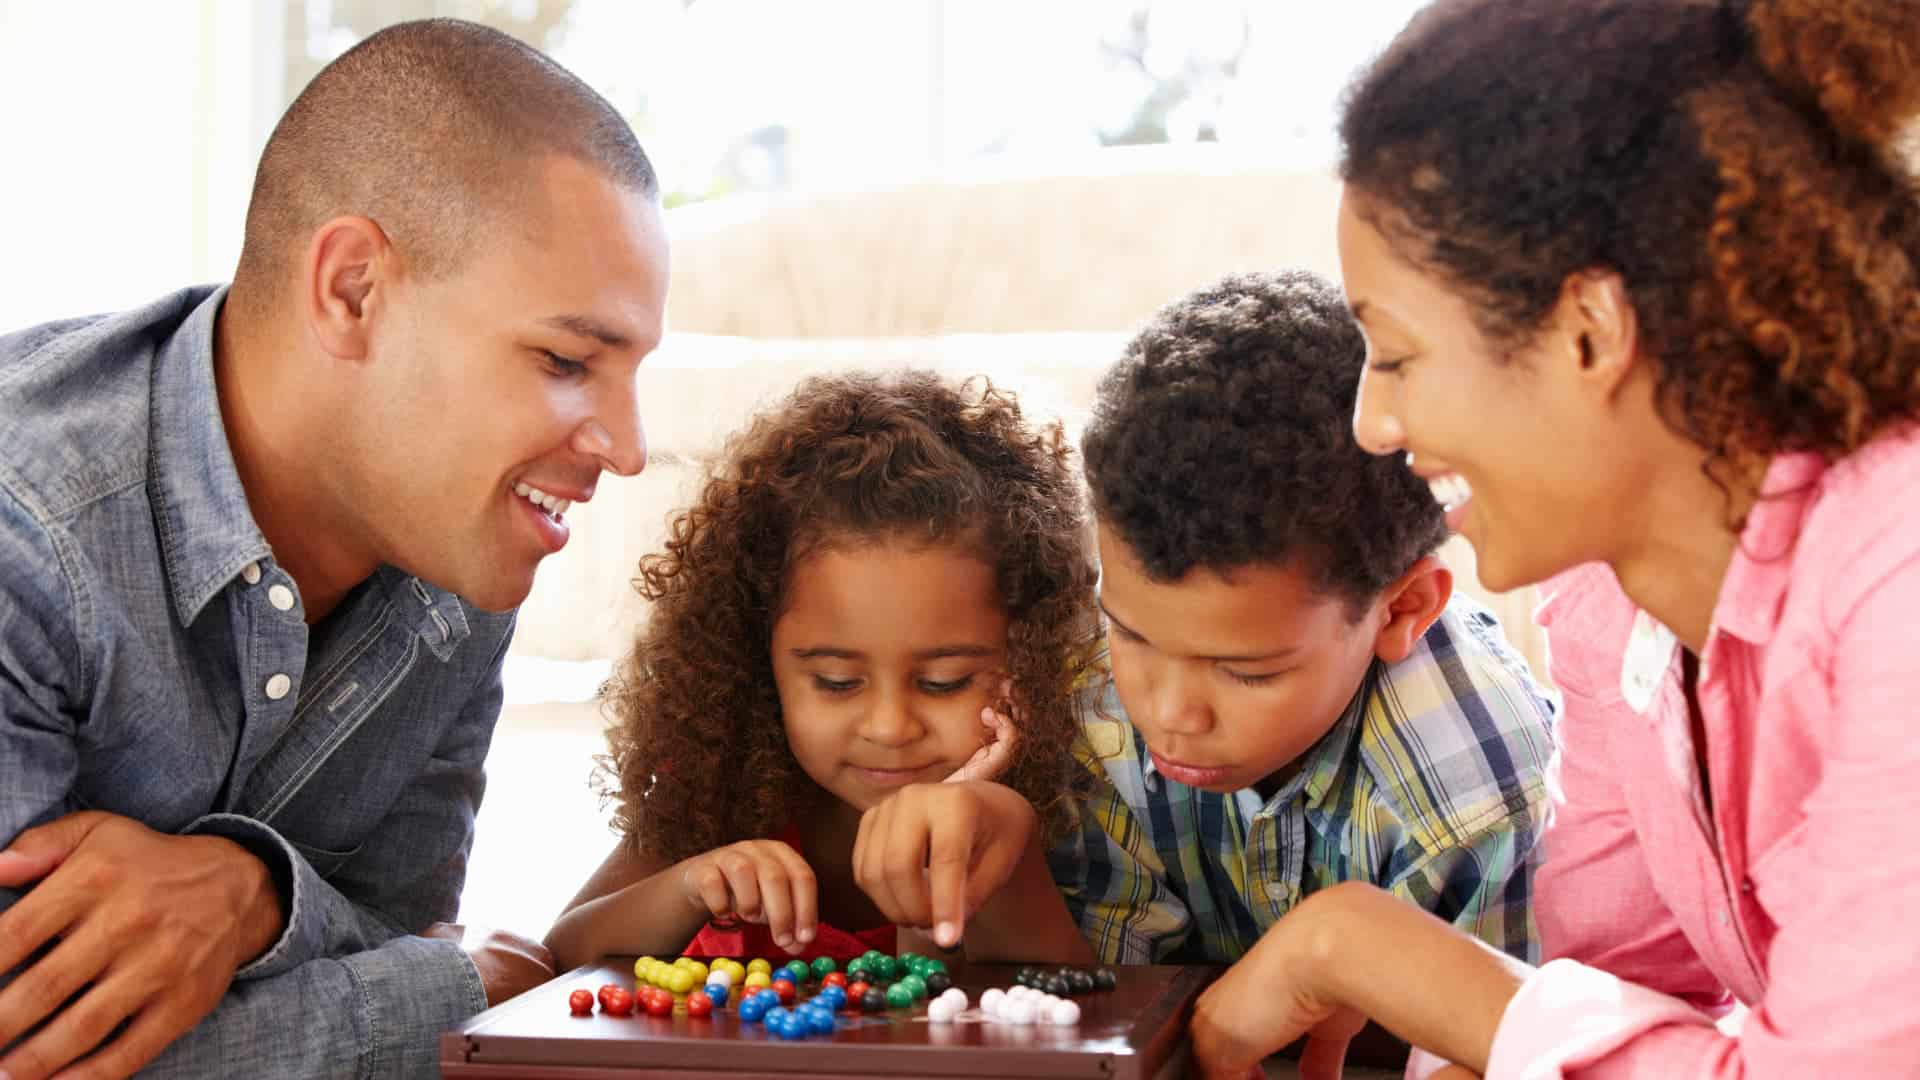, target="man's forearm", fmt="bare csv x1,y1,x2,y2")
141,934,487,1078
